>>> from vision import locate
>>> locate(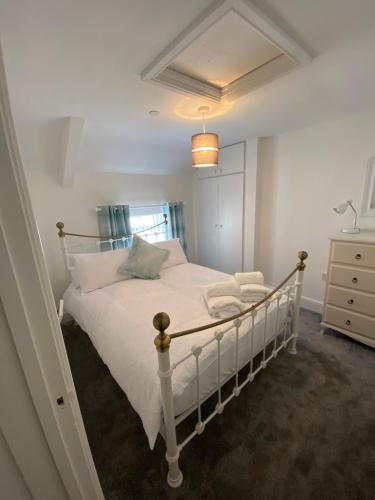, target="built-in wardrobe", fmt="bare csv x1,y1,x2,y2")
196,142,245,275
